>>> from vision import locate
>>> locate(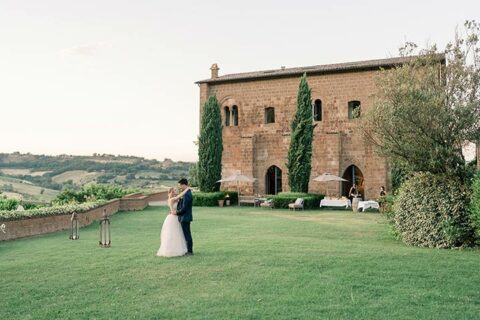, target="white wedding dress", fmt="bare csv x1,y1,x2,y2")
156,200,187,257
